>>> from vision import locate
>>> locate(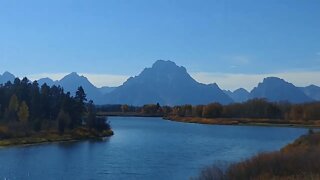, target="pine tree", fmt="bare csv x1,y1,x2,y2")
75,86,87,104
74,86,87,125
86,100,96,128
57,109,71,134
